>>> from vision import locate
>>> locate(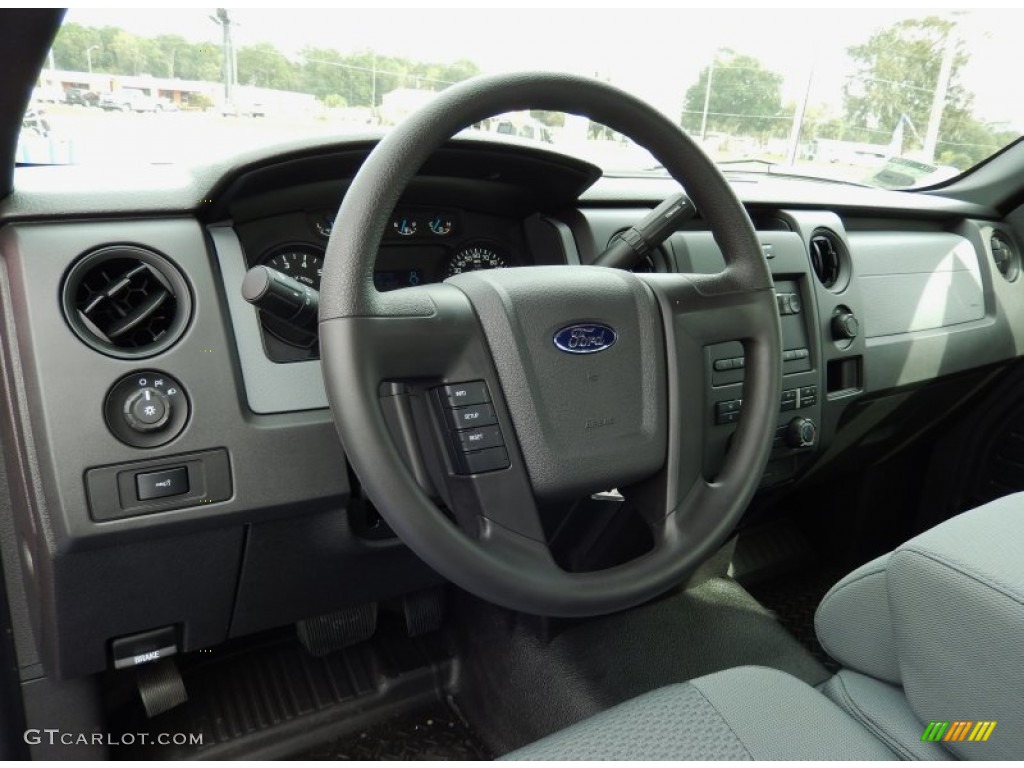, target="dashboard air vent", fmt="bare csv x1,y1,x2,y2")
809,231,844,290
991,233,1020,282
62,246,192,359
